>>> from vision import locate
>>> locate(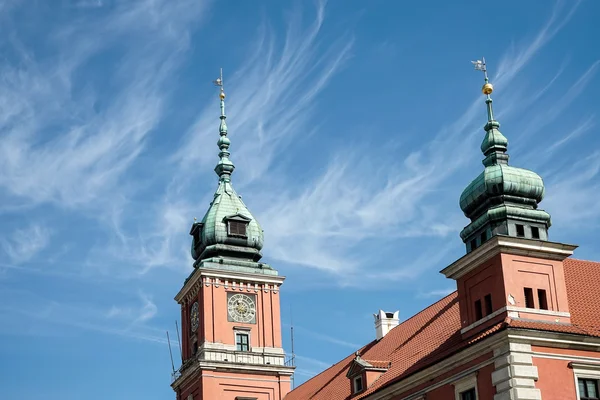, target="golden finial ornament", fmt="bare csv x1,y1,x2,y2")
482,82,494,95
471,57,493,95
213,68,225,99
